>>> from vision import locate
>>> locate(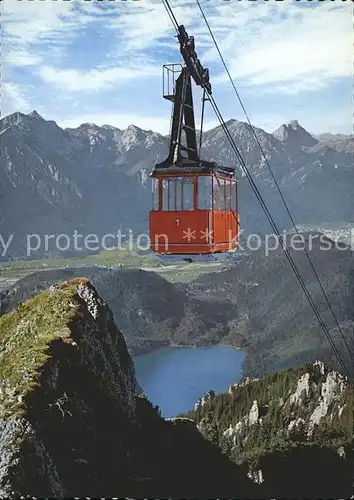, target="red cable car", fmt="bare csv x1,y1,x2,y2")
149,25,239,261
